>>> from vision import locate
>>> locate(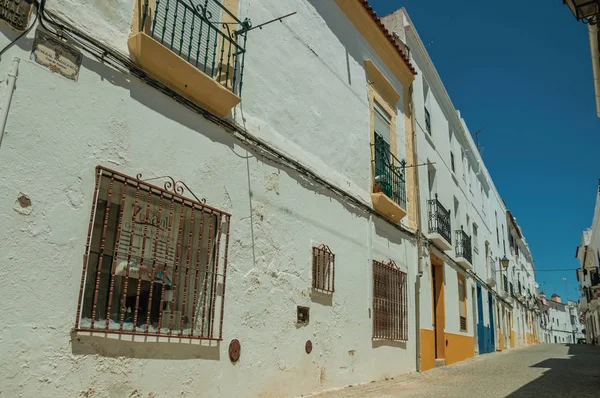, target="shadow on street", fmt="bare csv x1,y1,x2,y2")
507,344,600,397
